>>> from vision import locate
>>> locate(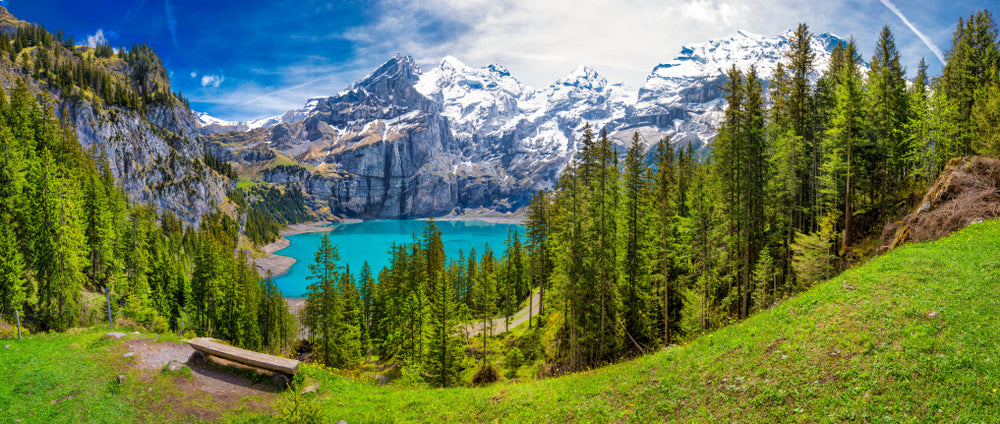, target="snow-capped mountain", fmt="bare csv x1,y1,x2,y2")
631,29,841,145
195,97,324,135
206,29,845,219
